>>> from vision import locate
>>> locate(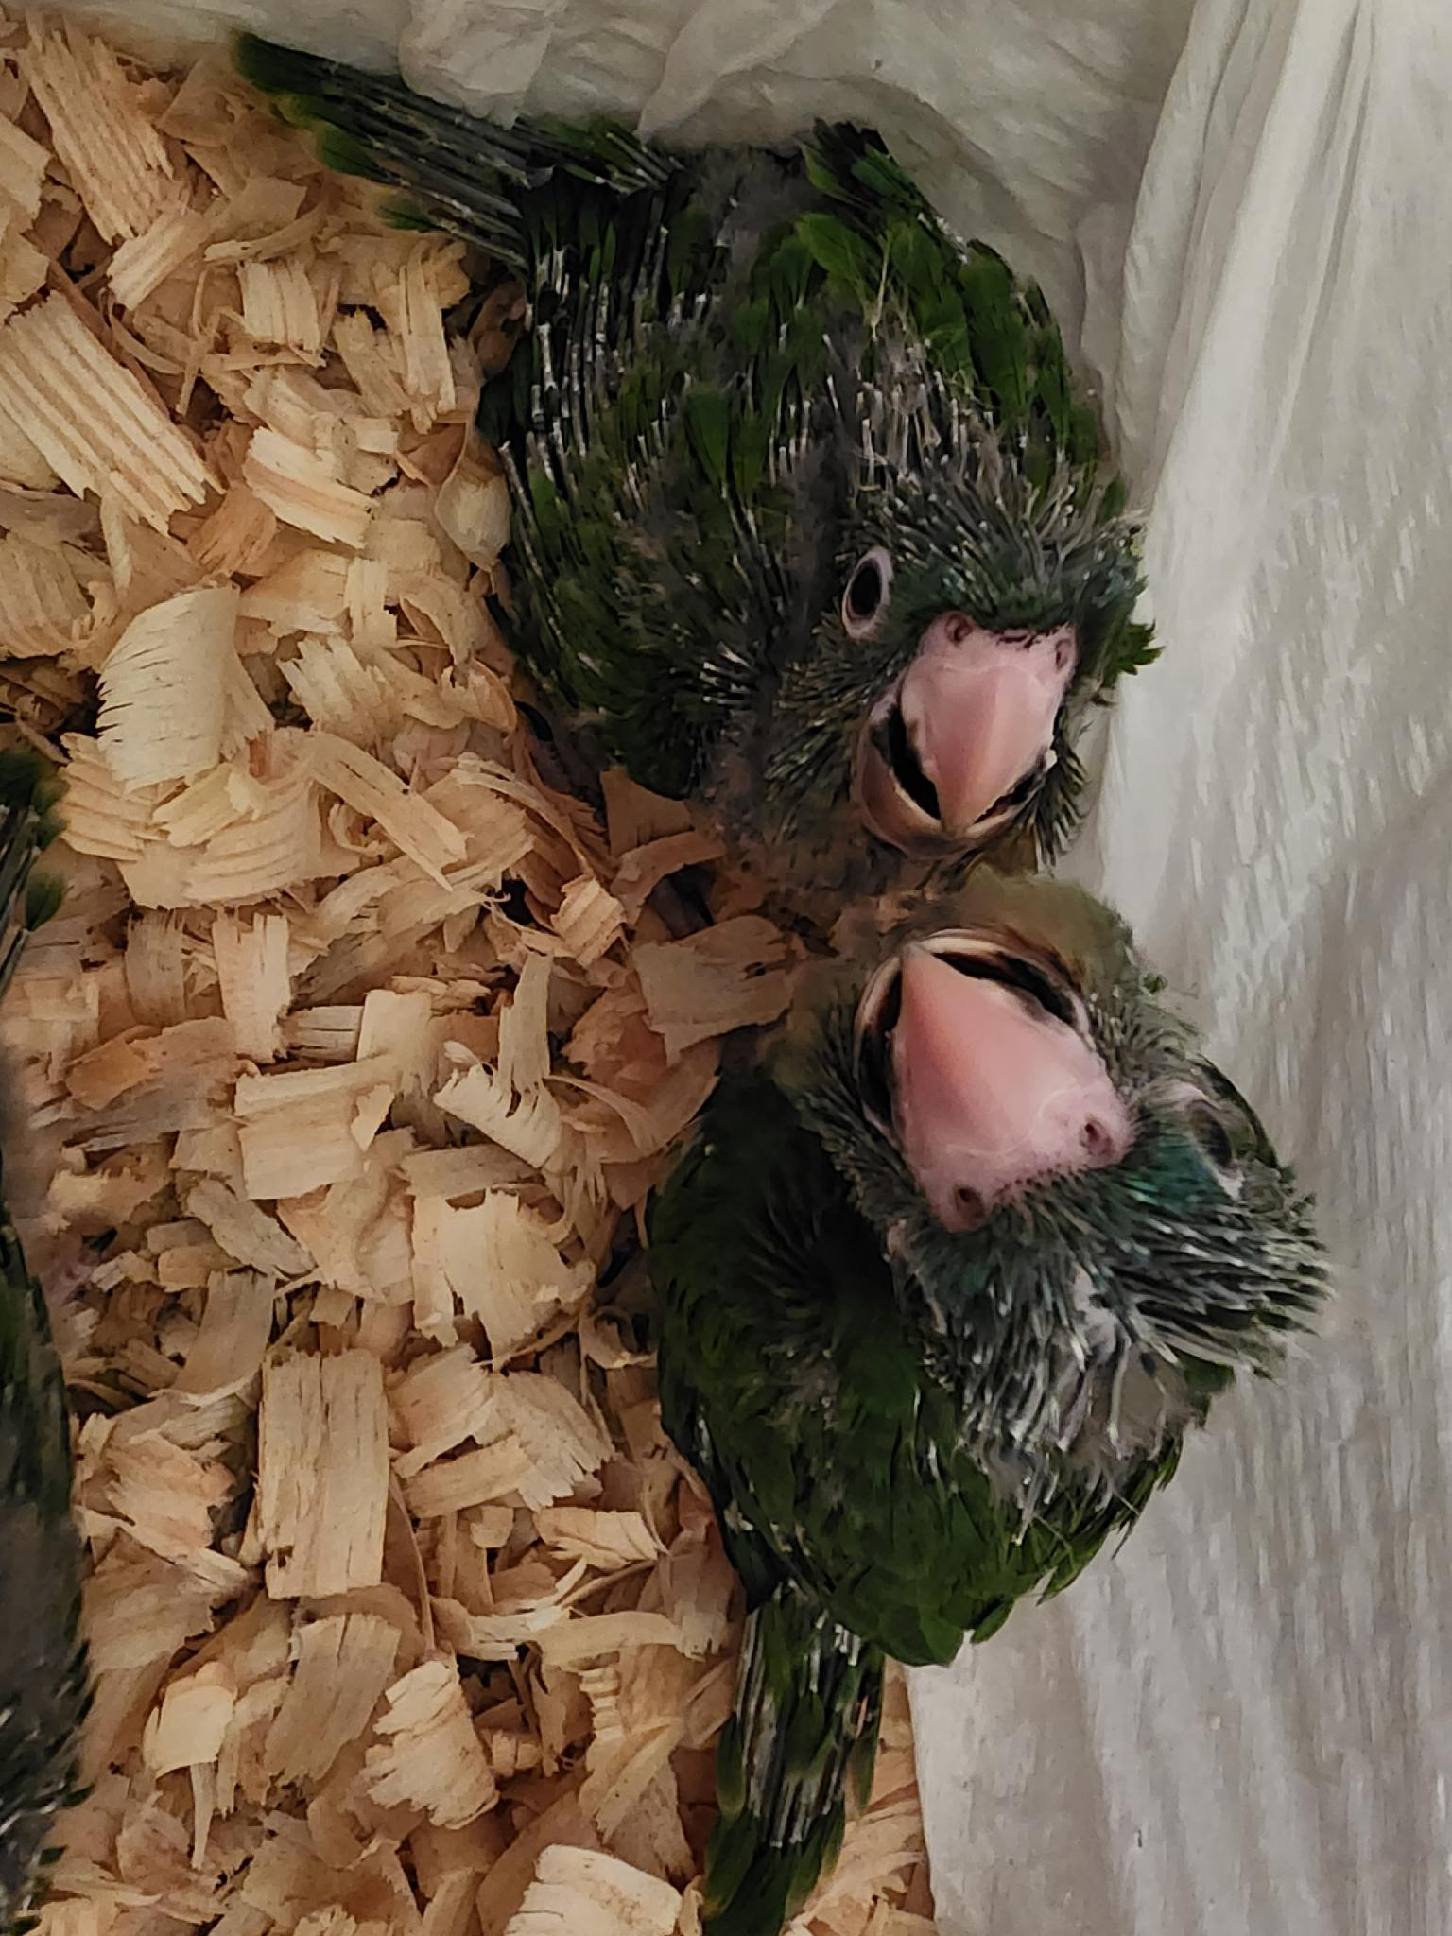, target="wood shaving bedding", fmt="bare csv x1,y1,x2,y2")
0,18,936,1936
